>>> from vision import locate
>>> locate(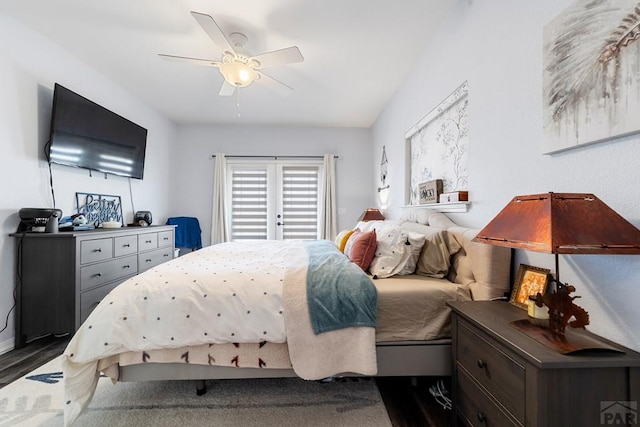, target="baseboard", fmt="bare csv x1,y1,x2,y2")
0,337,14,356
